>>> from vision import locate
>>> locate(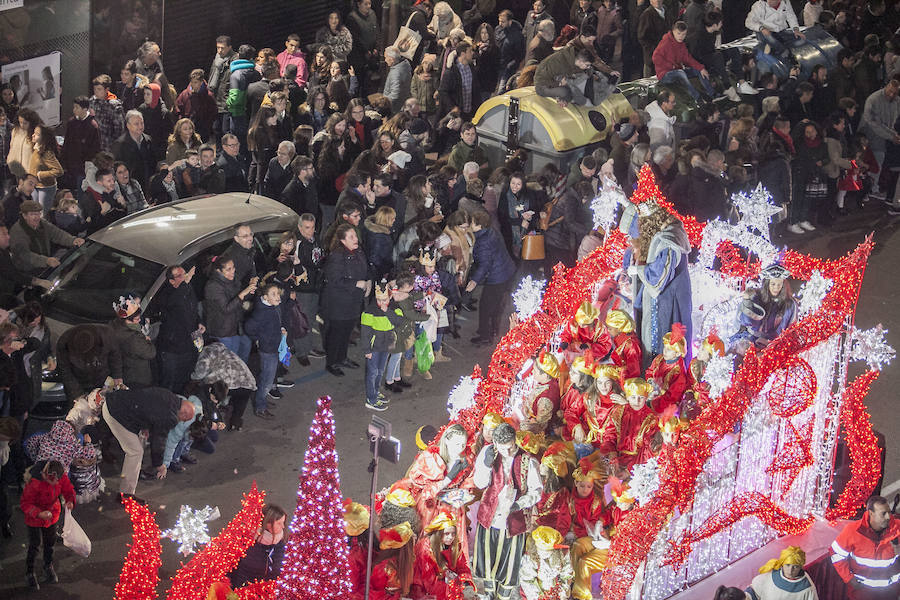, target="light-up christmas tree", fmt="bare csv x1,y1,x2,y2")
275,395,352,600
